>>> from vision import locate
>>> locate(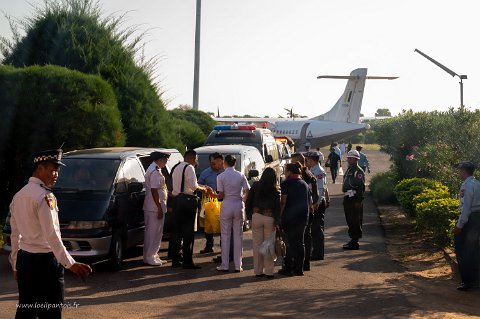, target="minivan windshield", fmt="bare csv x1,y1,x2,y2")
53,158,121,192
